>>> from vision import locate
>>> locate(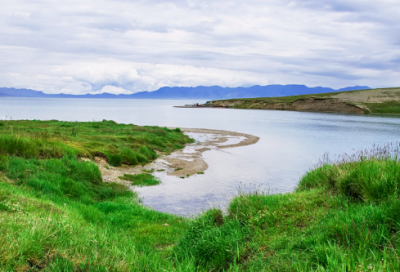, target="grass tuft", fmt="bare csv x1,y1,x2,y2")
119,173,161,186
